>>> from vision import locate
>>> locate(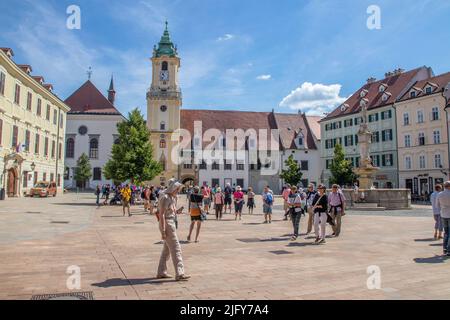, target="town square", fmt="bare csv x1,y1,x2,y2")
0,0,450,302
